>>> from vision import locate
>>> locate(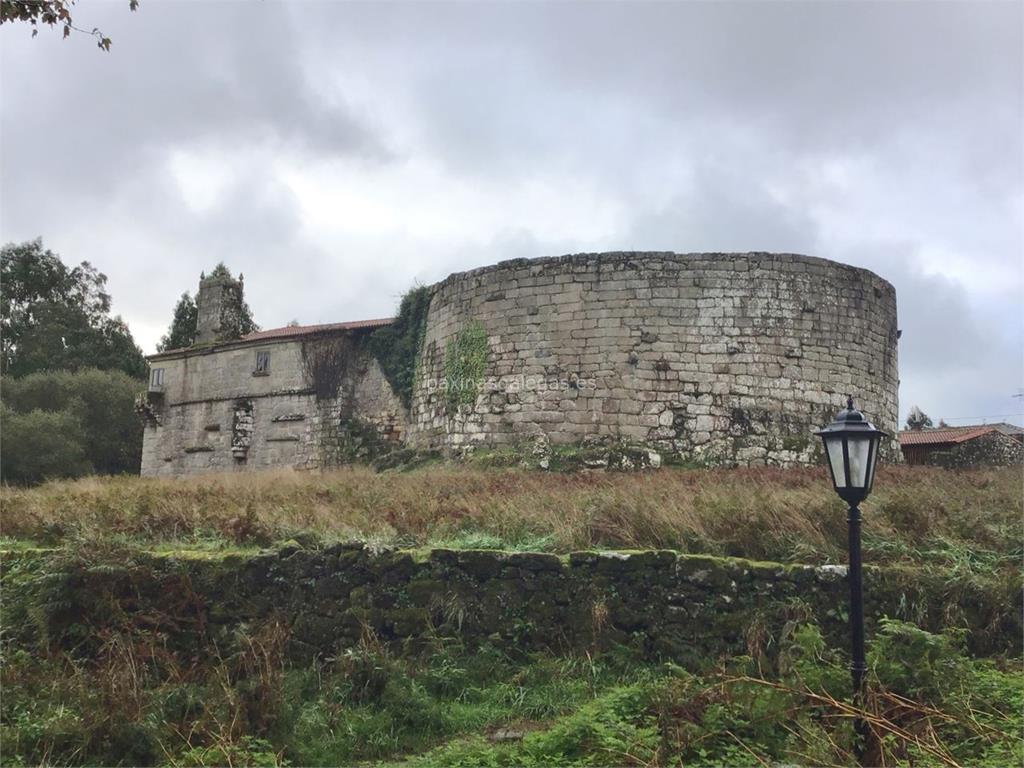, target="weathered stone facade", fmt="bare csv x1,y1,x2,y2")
411,252,899,464
141,329,405,476
141,252,899,475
